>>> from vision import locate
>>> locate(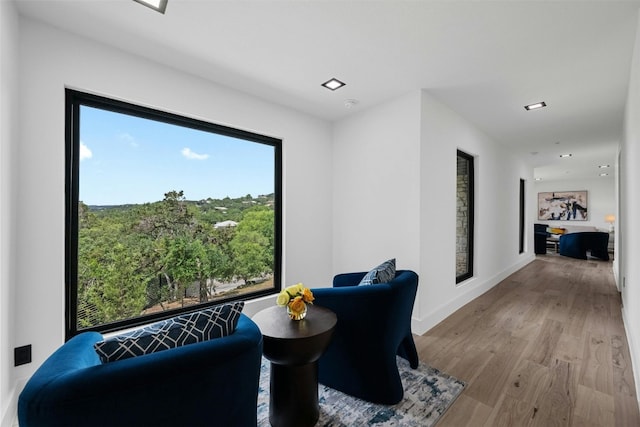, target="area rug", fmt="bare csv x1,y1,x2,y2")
257,357,466,426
